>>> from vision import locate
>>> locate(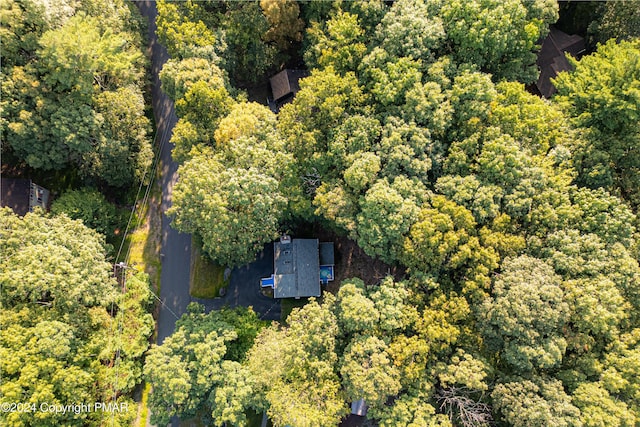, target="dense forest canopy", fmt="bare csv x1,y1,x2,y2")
148,0,640,426
0,208,153,427
0,2,156,426
1,0,152,189
1,0,639,426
